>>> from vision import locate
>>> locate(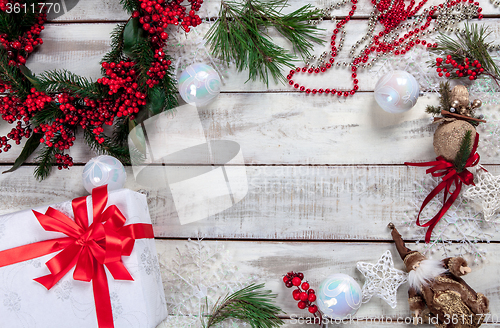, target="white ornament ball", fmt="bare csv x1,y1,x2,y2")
178,63,221,107
317,273,362,319
82,155,127,194
374,70,420,113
